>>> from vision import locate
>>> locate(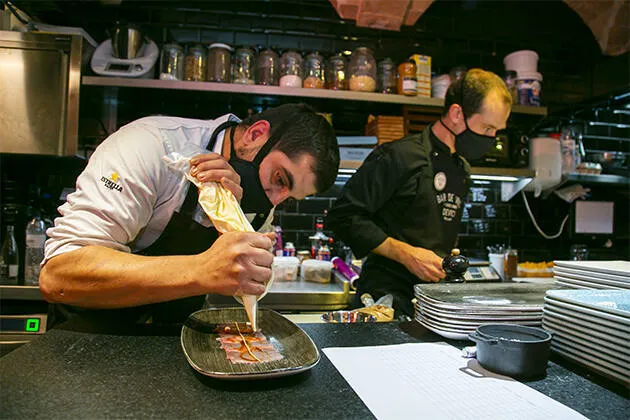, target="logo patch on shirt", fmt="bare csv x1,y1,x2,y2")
100,172,123,192
434,172,447,191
